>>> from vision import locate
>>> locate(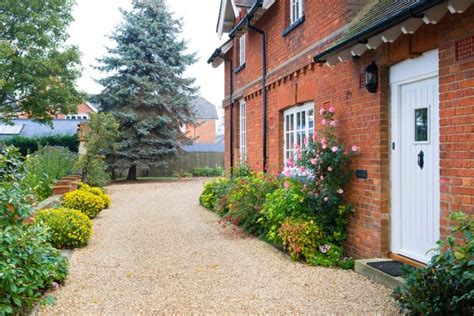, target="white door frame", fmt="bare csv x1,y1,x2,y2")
390,49,440,263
